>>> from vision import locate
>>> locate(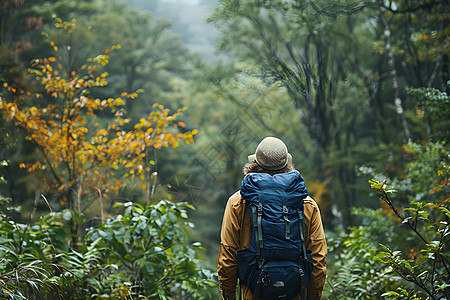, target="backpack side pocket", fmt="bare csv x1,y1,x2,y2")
301,250,314,285
236,249,259,293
